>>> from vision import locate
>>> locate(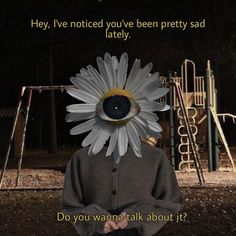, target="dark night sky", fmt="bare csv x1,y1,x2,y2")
0,0,236,145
